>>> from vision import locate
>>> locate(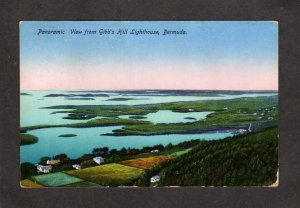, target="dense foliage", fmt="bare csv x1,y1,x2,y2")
137,127,278,186
21,163,37,180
